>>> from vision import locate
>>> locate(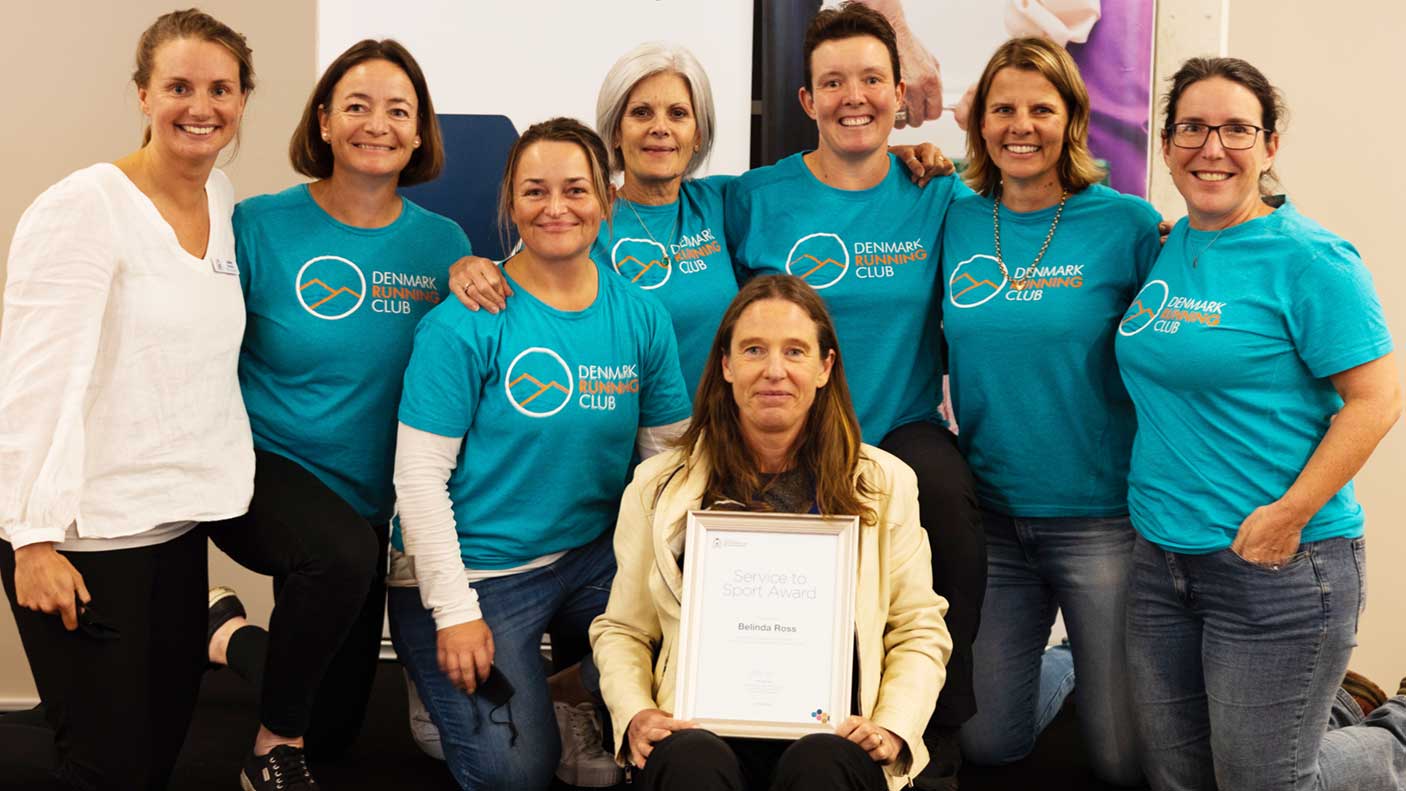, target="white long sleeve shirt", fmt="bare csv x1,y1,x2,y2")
390,419,689,630
0,164,254,550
